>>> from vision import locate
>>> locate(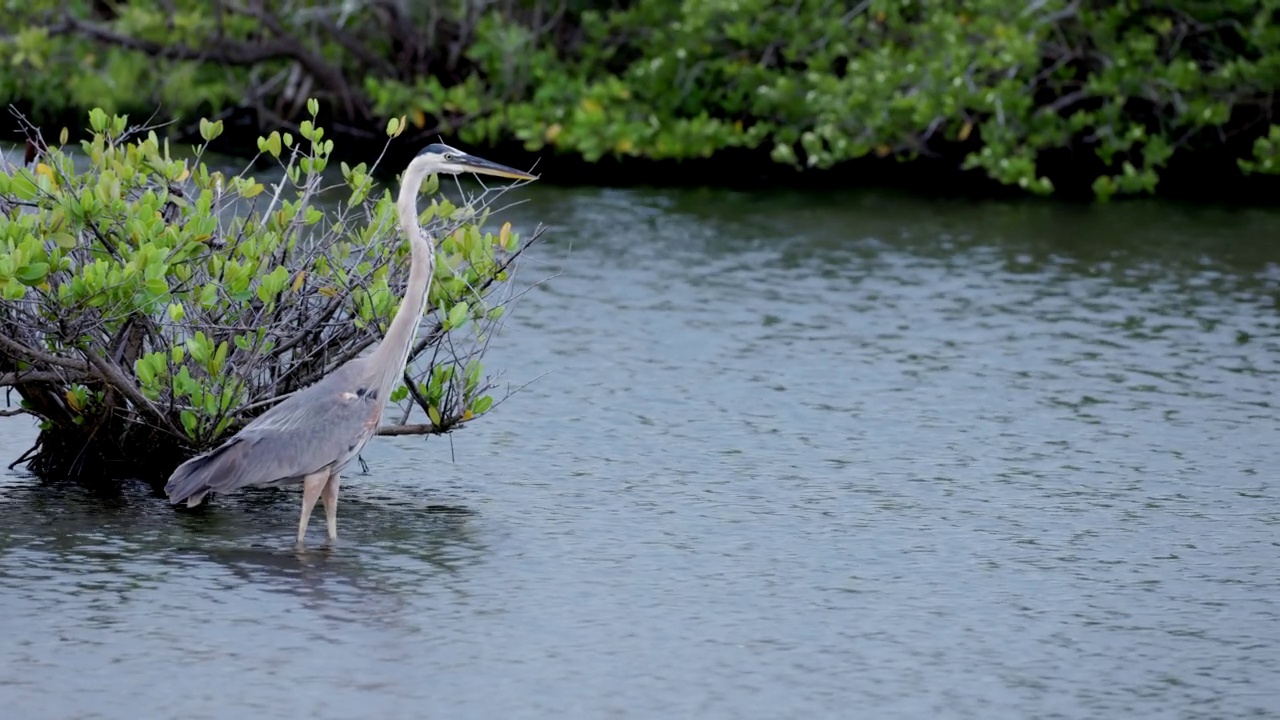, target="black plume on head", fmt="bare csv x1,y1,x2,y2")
417,143,456,157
